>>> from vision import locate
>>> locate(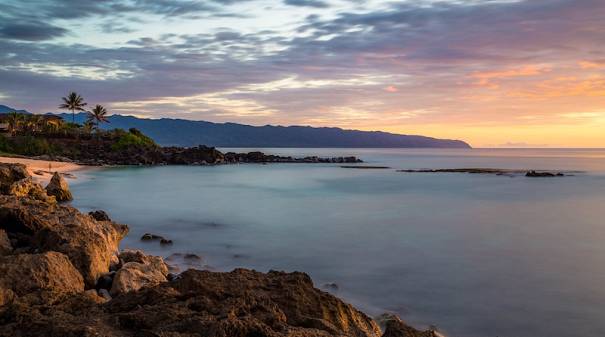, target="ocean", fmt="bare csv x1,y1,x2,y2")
70,148,605,337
